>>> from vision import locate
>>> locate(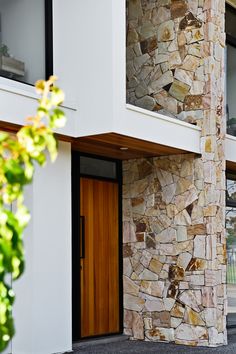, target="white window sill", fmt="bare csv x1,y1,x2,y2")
126,103,201,131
